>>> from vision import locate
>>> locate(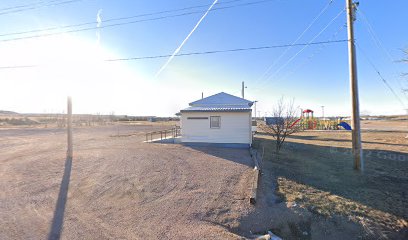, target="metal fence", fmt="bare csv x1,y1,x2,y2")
145,126,181,142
